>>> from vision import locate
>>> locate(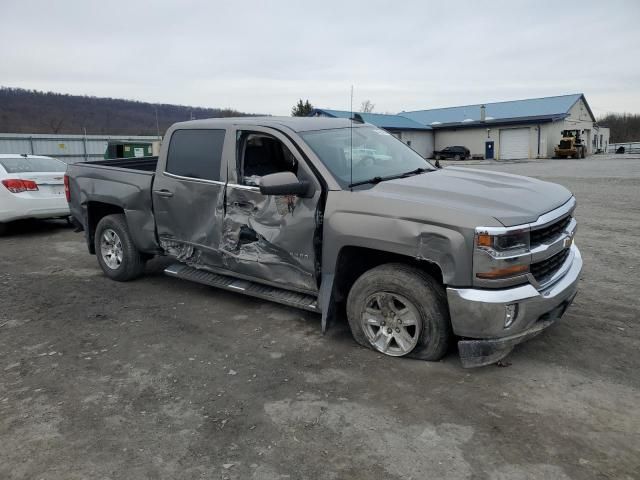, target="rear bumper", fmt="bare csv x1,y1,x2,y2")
446,244,582,368
0,198,69,222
